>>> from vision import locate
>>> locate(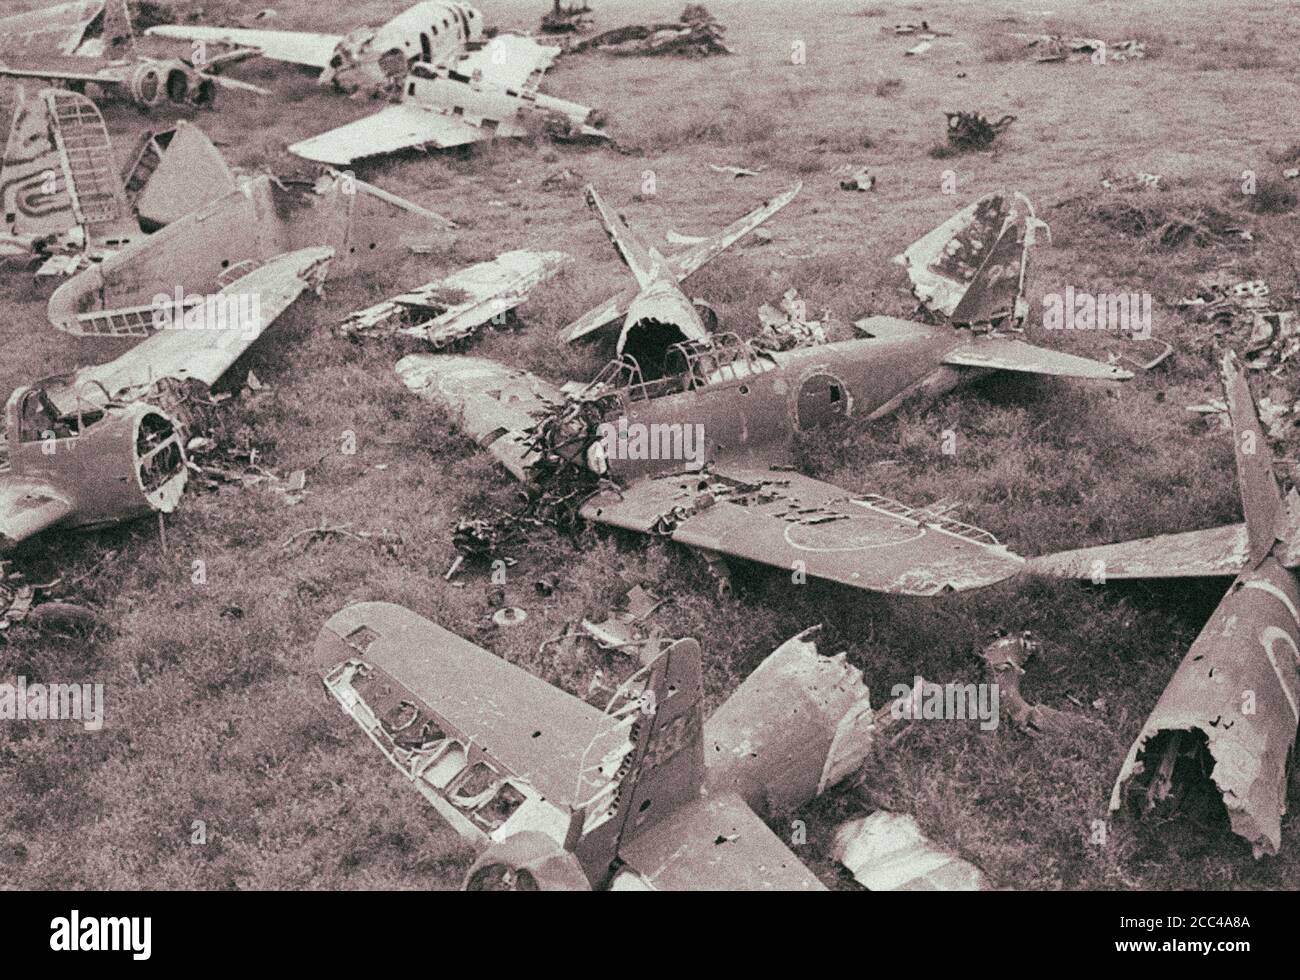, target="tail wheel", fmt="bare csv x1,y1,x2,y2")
463,832,591,891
